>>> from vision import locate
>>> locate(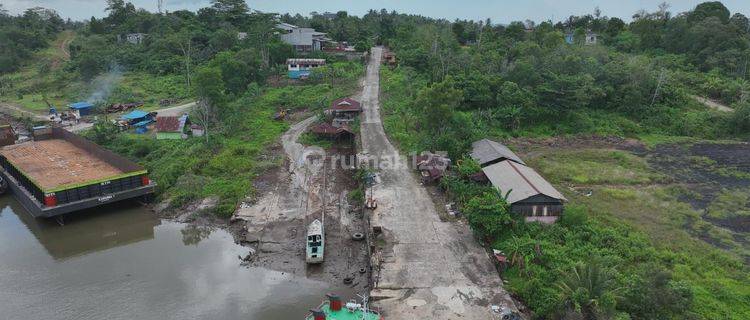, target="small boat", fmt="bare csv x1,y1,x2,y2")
306,294,383,320
306,219,324,264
